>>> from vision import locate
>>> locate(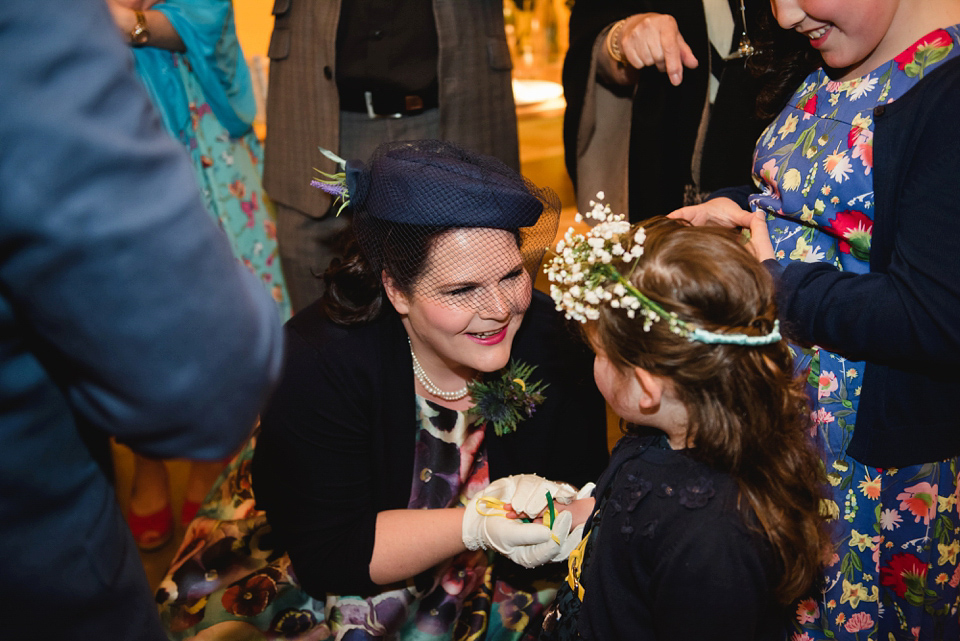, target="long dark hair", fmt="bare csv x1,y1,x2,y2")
322,223,446,325
588,218,828,604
